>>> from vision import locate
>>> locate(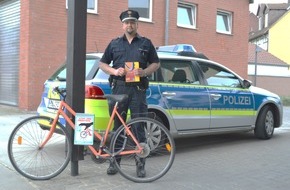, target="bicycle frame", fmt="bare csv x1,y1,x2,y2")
9,87,175,182
40,97,143,159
